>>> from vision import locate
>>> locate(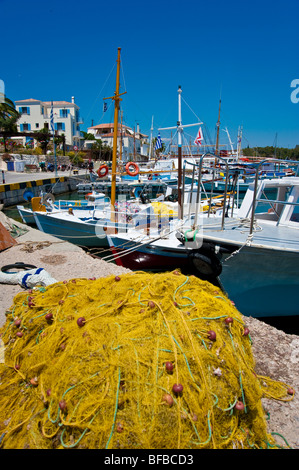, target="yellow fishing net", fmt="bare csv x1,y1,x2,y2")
0,270,294,449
